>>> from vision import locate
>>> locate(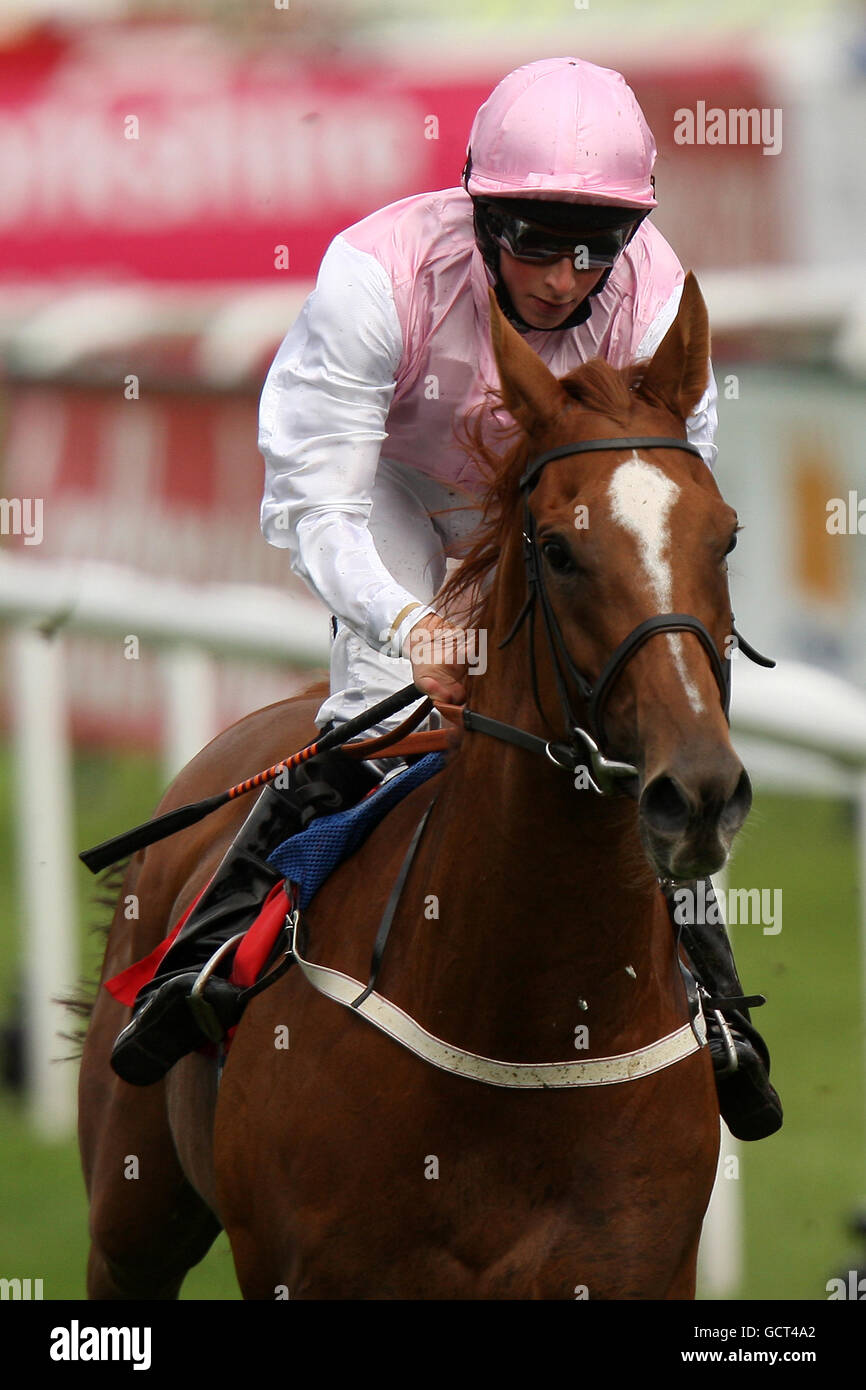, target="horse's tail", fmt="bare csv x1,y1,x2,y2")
55,860,130,1061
